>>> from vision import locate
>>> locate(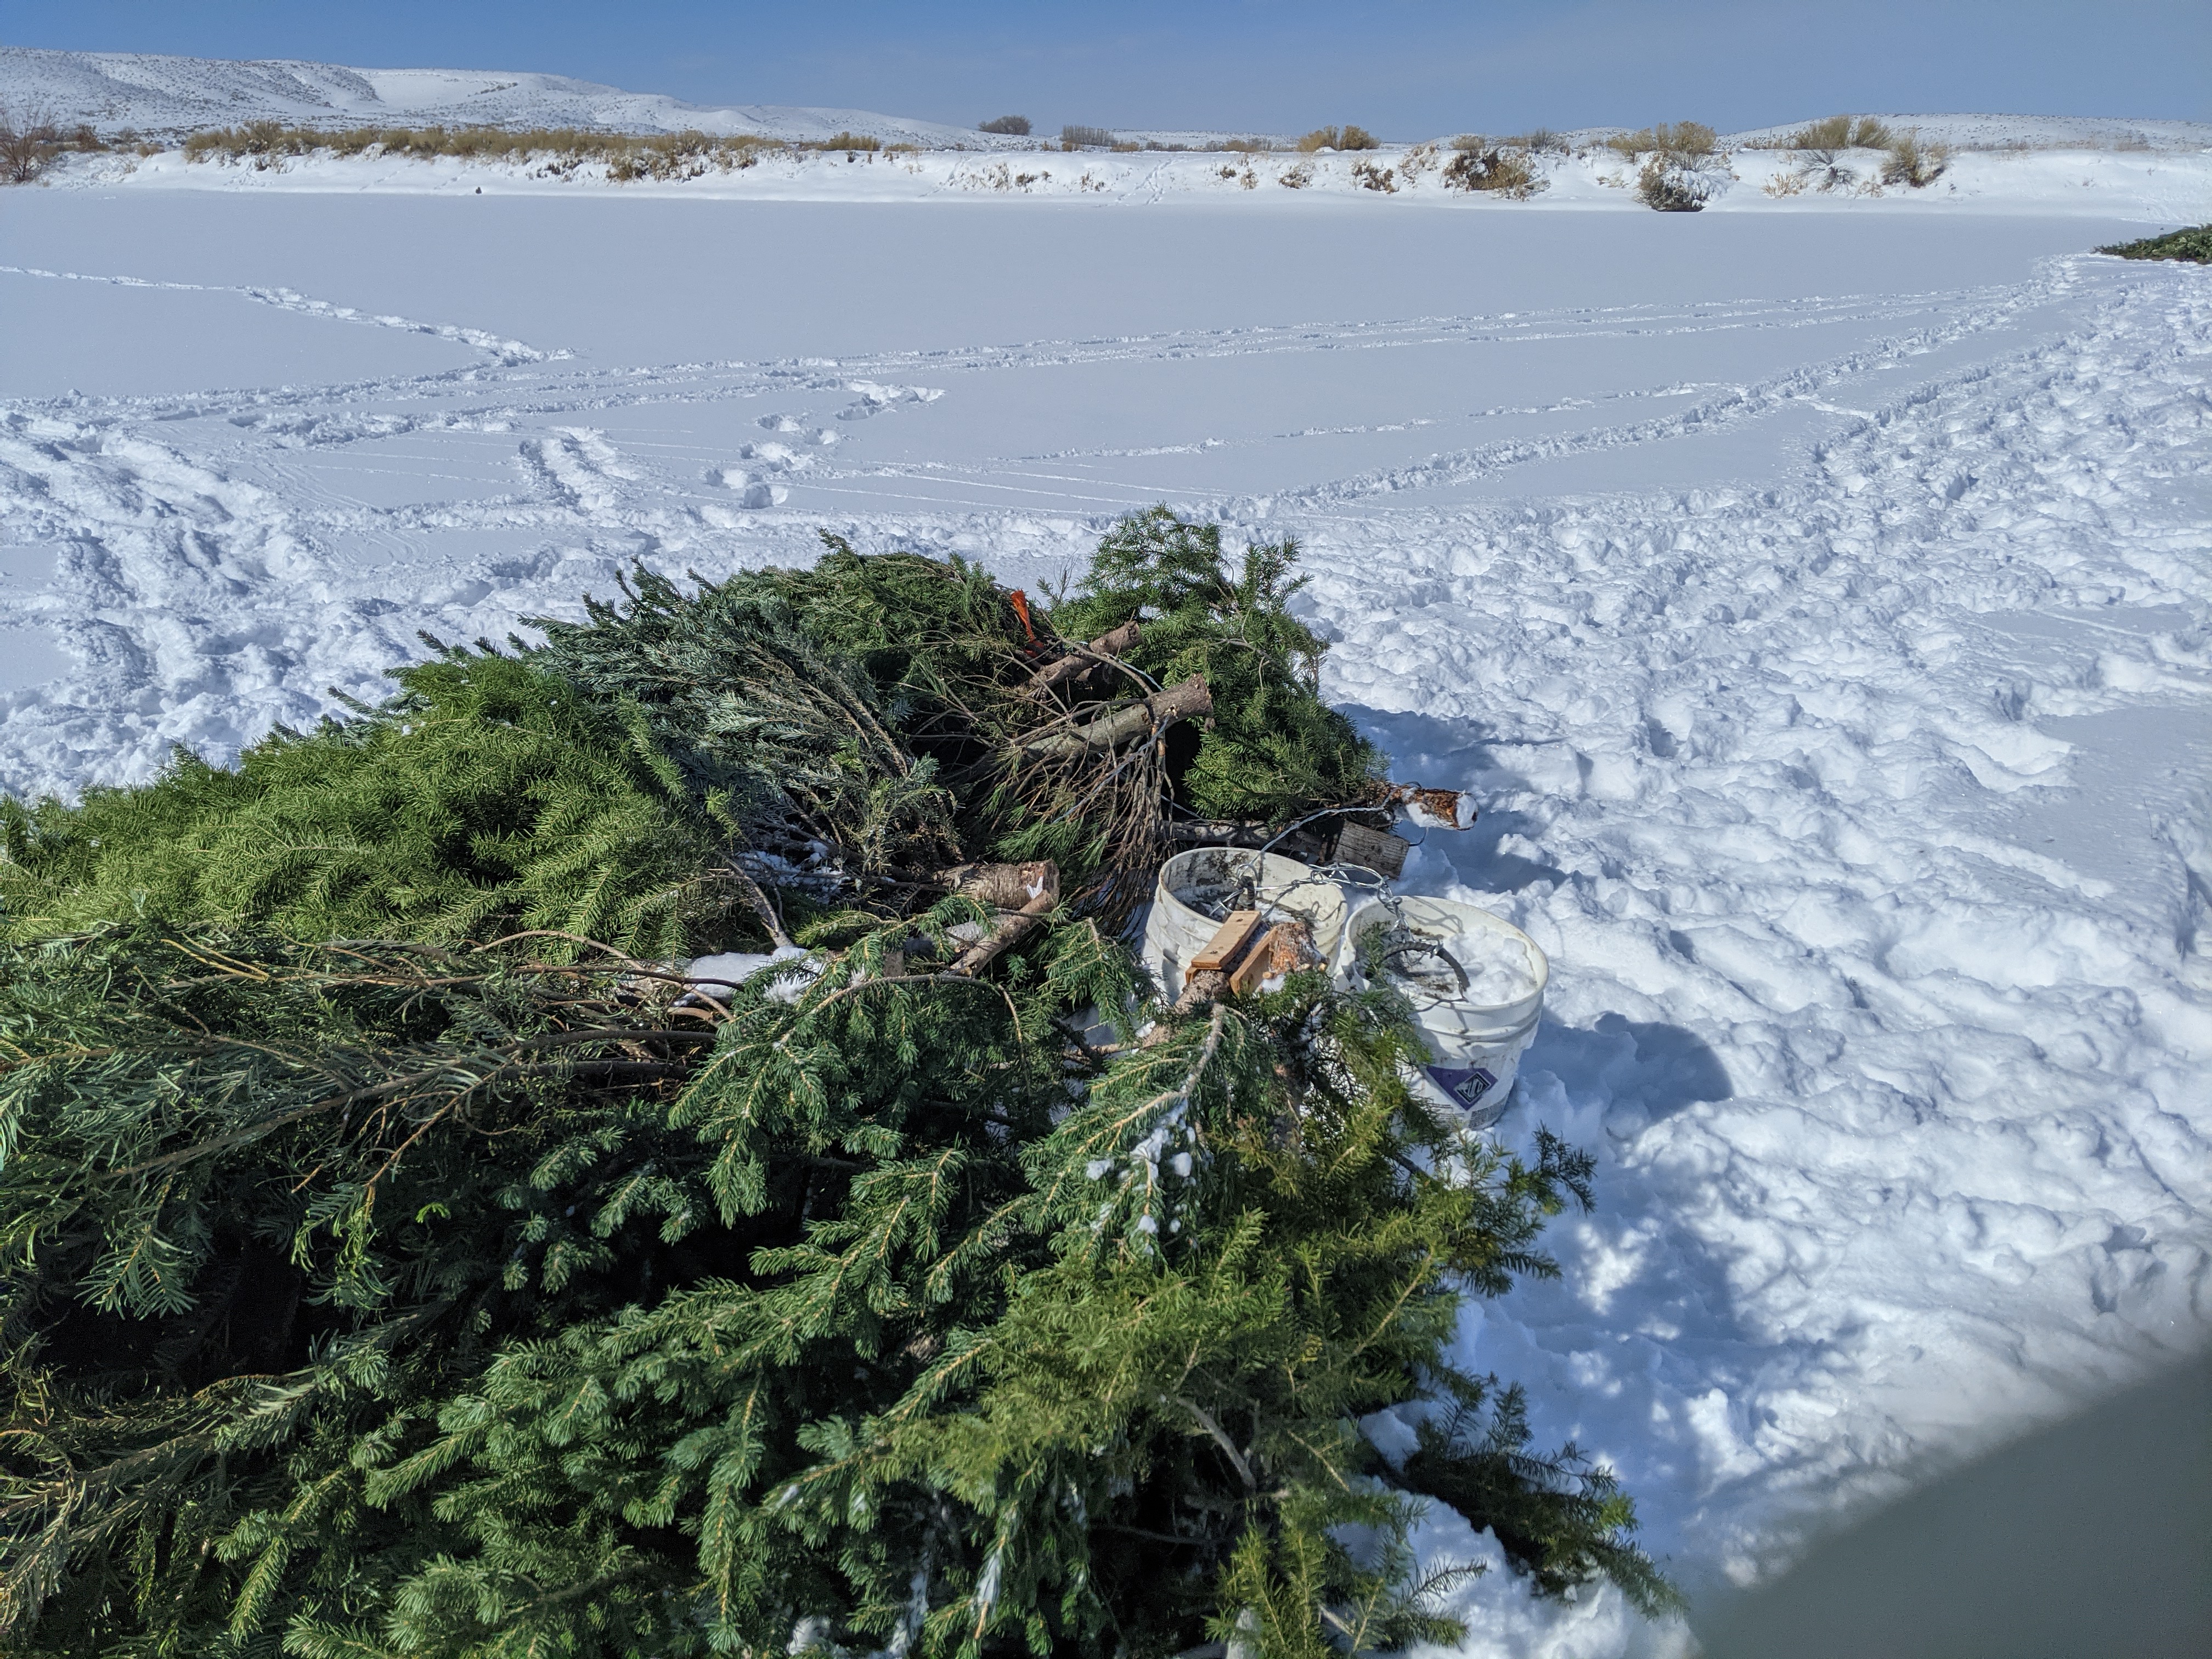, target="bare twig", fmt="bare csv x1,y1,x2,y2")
1172,1395,1257,1490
